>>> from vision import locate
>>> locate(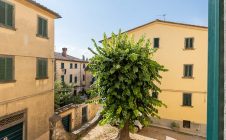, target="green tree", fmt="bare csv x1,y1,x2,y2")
54,80,84,109
88,31,167,140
